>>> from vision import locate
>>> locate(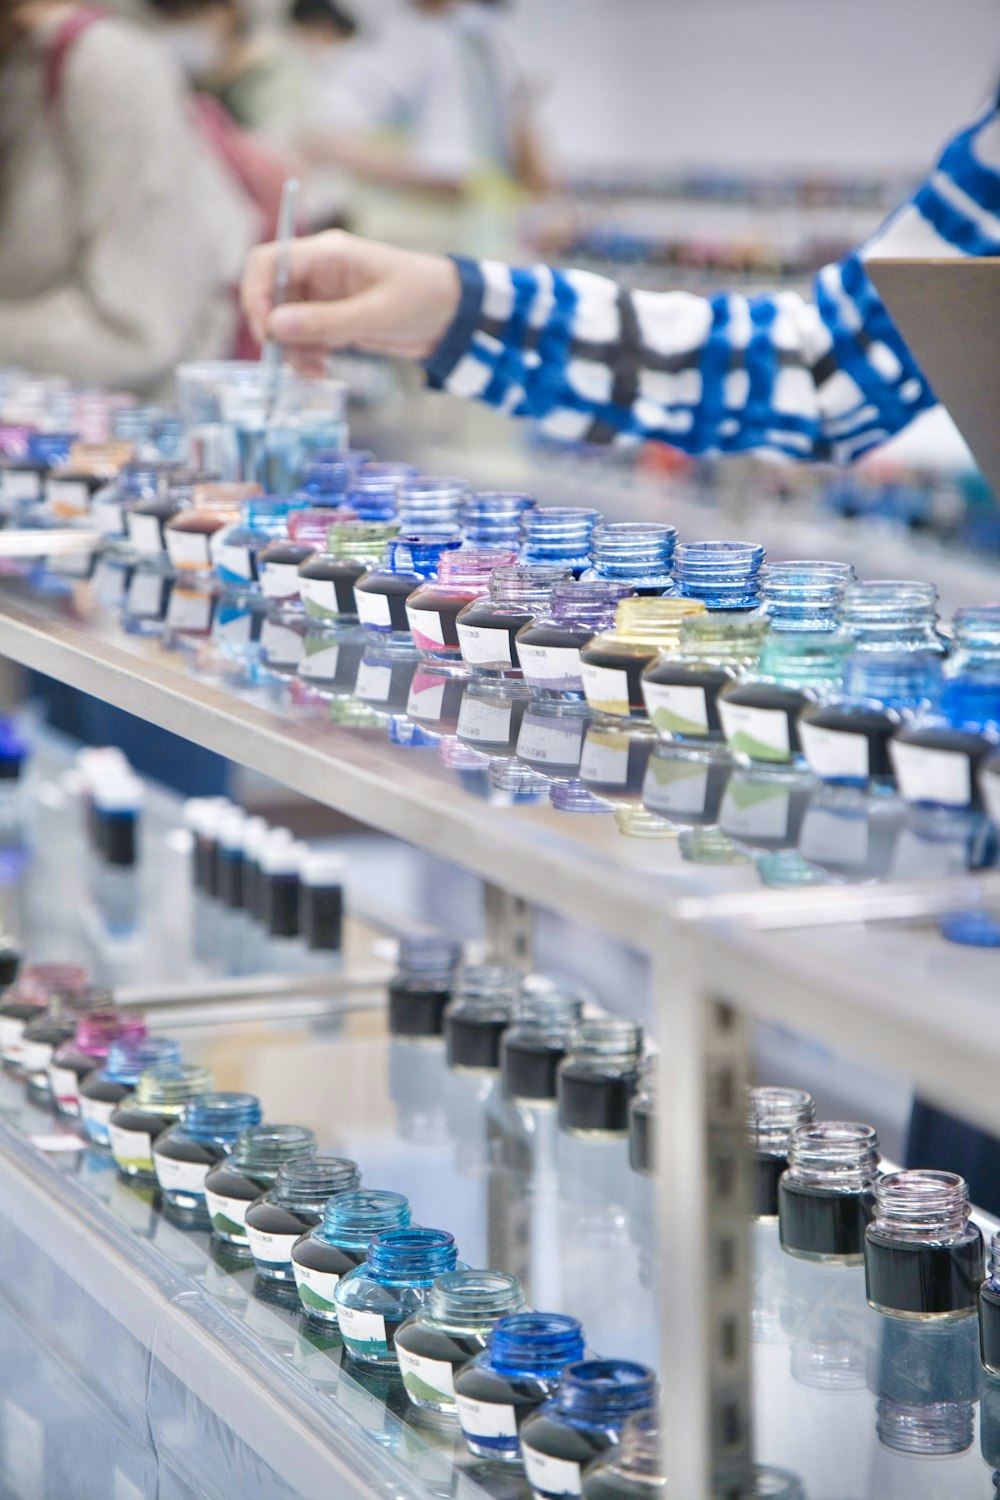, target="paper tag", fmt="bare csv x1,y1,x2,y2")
127,570,165,617
261,561,301,599
643,681,710,737
355,589,392,627
338,1304,388,1349
580,662,631,717
126,511,164,555
246,1223,298,1265
407,679,446,720
719,781,791,840
458,695,513,743
166,529,211,570
580,731,629,785
799,720,870,781
109,1123,154,1172
518,642,584,691
92,497,125,535
18,1039,55,1072
260,620,304,666
205,1189,251,1239
0,469,41,502
517,716,584,765
397,1346,456,1404
49,1064,80,1108
80,1093,117,1142
643,756,711,816
406,604,446,646
298,641,340,680
456,1394,518,1445
0,1014,28,1057
355,661,392,701
153,1153,210,1196
522,1443,583,1498
47,477,90,515
302,577,340,621
457,622,512,667
214,543,254,581
890,740,972,807
167,589,212,633
719,700,791,762
293,1260,341,1315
